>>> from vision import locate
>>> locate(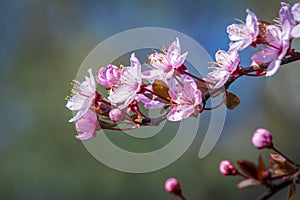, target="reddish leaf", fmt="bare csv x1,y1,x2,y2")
98,119,117,128
225,92,240,110
269,153,296,177
195,78,215,94
287,184,296,200
152,80,171,101
258,154,268,181
237,160,259,179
